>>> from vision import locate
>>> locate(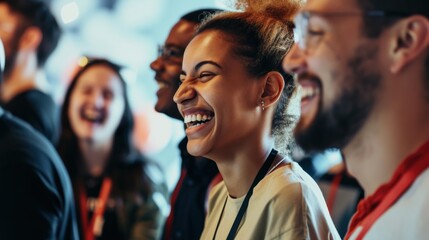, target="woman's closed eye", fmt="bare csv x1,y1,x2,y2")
179,72,216,83
197,72,216,82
